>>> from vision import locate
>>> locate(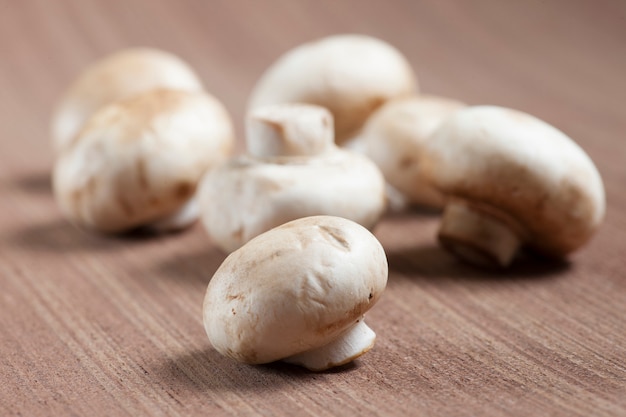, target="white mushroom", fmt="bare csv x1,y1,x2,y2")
420,106,605,267
199,103,386,253
53,89,234,233
203,215,388,371
360,95,466,209
51,48,203,153
248,34,417,144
